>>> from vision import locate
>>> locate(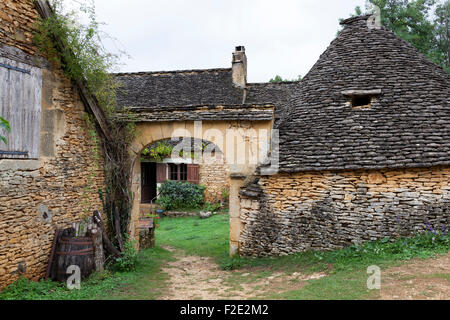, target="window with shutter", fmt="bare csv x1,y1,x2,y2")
0,56,42,159
187,164,199,184
156,163,167,183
